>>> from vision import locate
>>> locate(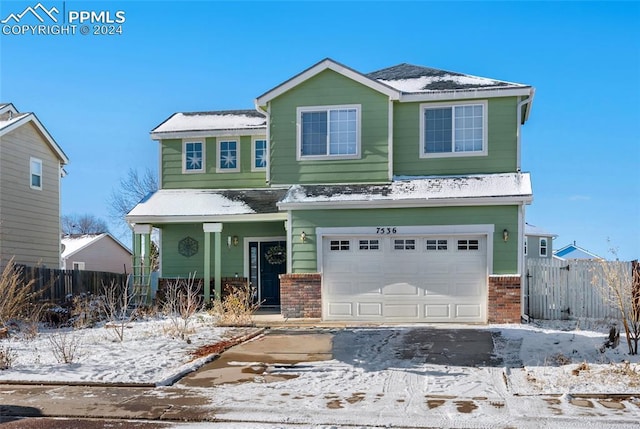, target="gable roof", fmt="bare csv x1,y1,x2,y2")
278,172,532,210
255,58,533,107
61,233,132,259
0,103,69,164
126,188,289,223
554,243,602,260
525,223,557,237
150,110,266,140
